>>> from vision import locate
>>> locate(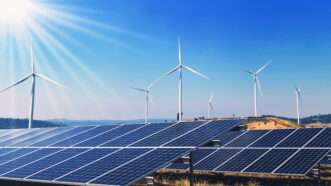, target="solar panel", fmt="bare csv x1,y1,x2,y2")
216,149,268,172
250,129,294,147
0,148,37,164
31,126,95,147
89,148,189,186
277,128,322,147
0,129,56,147
168,148,216,170
51,126,116,147
27,148,117,181
57,148,150,183
0,148,61,175
74,124,144,147
274,149,329,175
213,131,244,146
132,122,204,147
194,148,240,171
244,149,297,173
225,130,268,147
4,148,87,179
11,127,71,147
307,128,331,147
166,120,240,146
102,123,173,147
